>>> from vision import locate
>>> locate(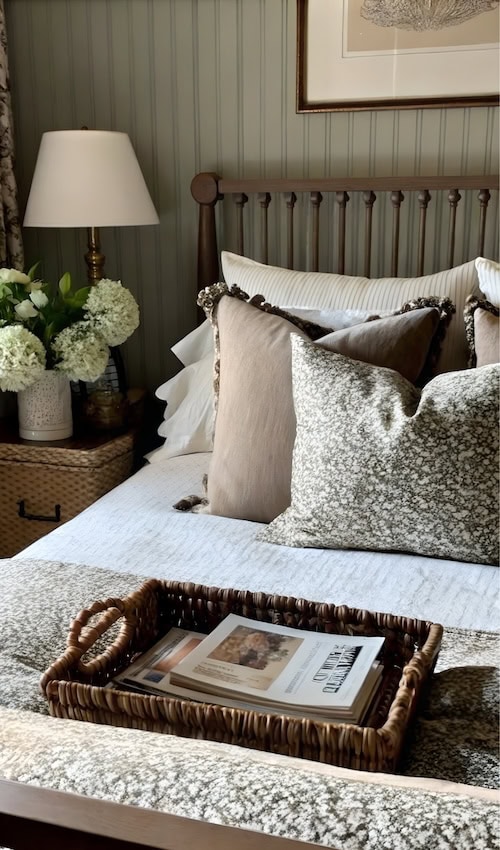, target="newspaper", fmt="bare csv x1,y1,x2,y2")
113,615,385,724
